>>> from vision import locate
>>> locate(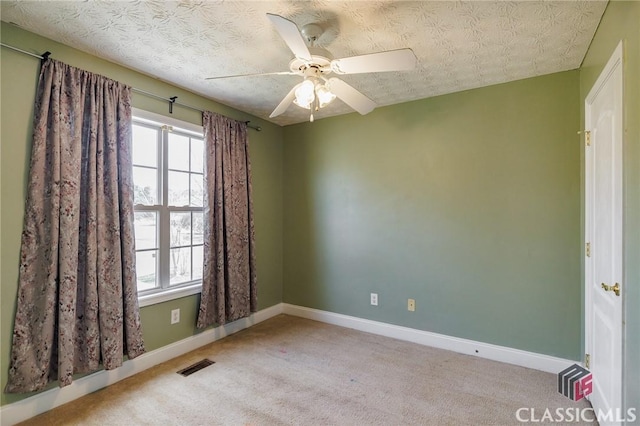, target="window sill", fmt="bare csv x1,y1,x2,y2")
138,282,202,308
